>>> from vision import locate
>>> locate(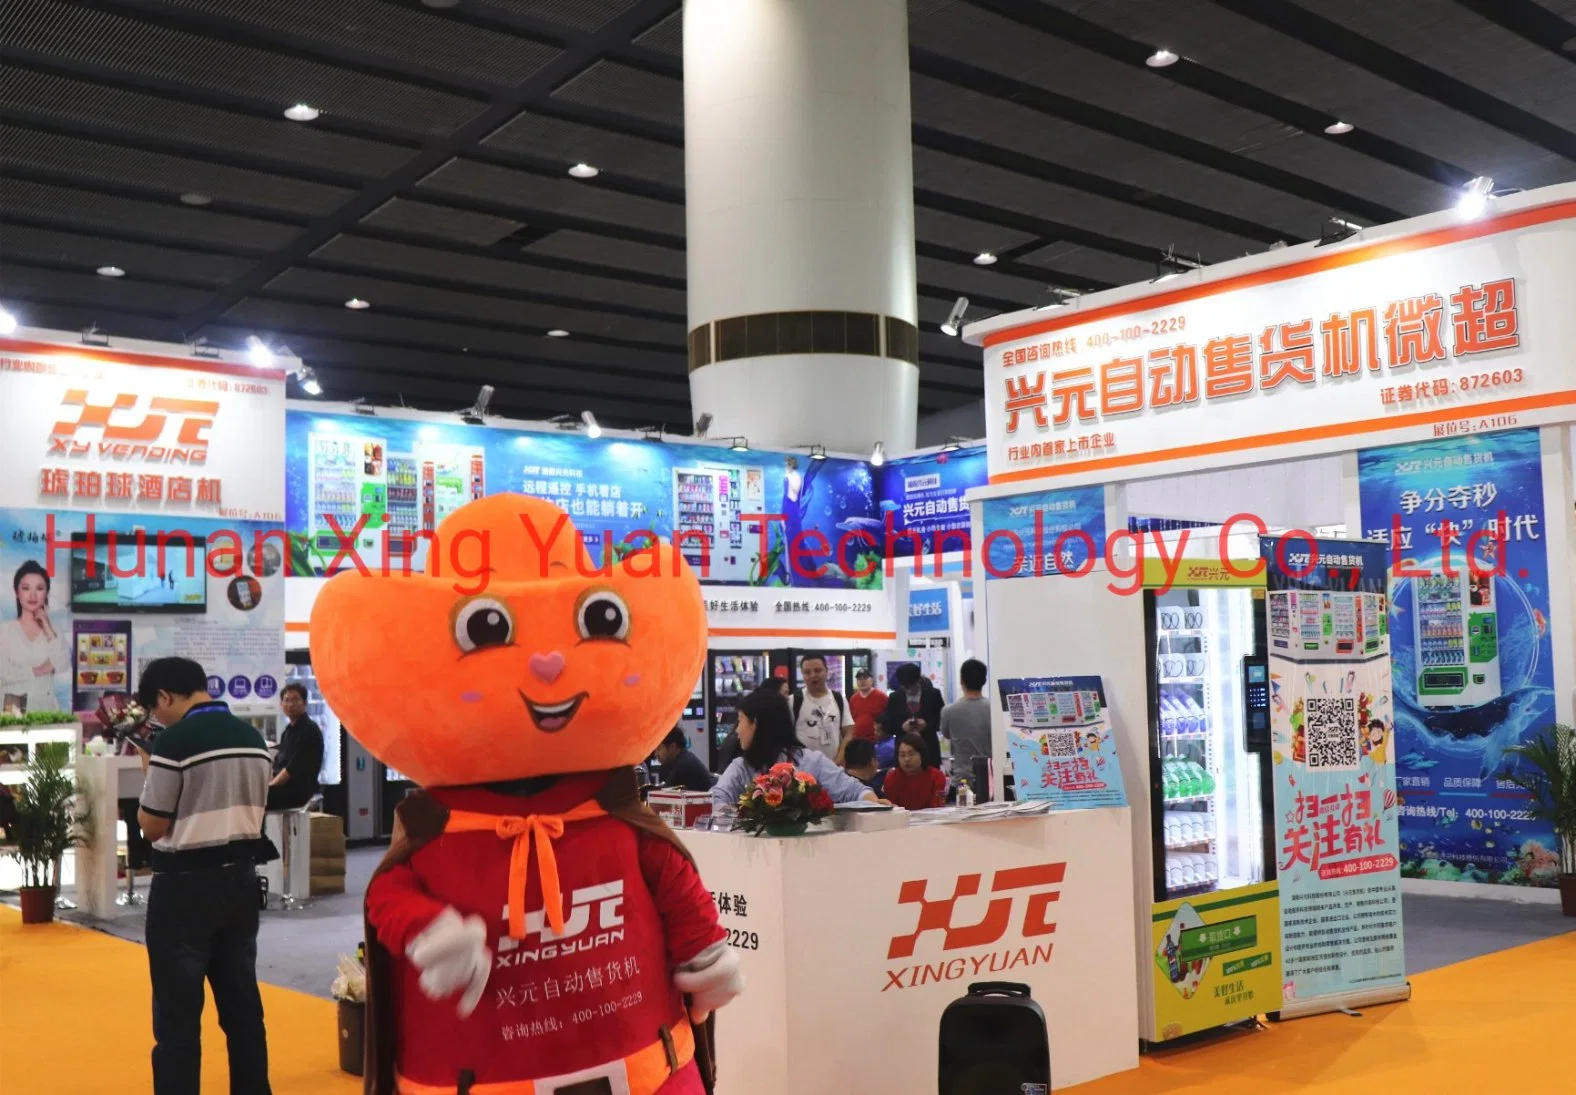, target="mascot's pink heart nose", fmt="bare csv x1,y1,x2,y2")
529,651,566,684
